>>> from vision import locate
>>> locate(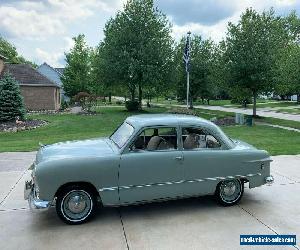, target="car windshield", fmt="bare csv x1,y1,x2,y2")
110,122,134,148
